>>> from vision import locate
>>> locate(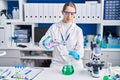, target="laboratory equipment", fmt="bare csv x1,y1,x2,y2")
11,35,18,46
86,42,104,78
0,68,11,79
0,0,7,12
42,36,80,75
113,74,120,80
12,7,19,19
94,34,102,48
62,64,74,75
12,67,43,80
0,12,6,26
103,63,114,80
42,36,80,60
